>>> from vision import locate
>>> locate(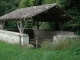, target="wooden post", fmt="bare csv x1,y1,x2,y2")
34,21,42,29
36,39,38,48
37,21,39,29
0,20,5,29
17,19,27,34
57,21,64,31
